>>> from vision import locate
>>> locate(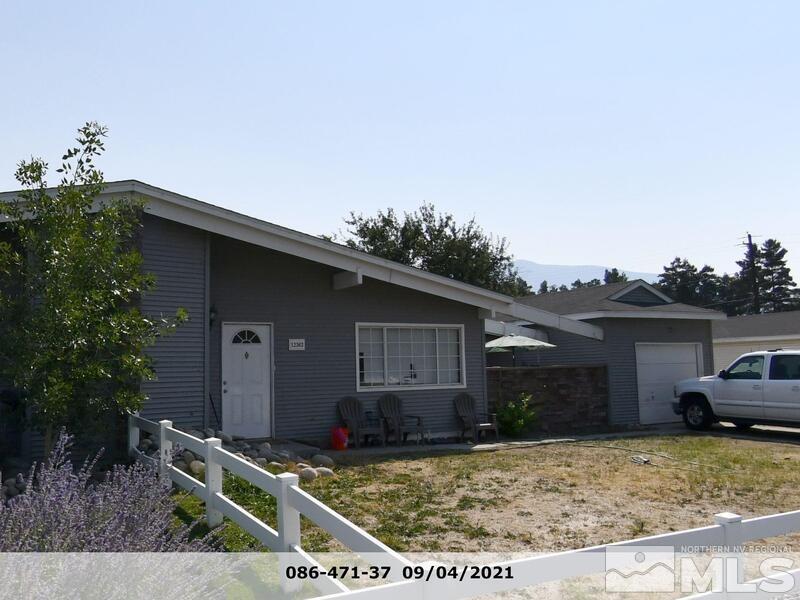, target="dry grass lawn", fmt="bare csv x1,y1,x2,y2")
179,433,800,553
